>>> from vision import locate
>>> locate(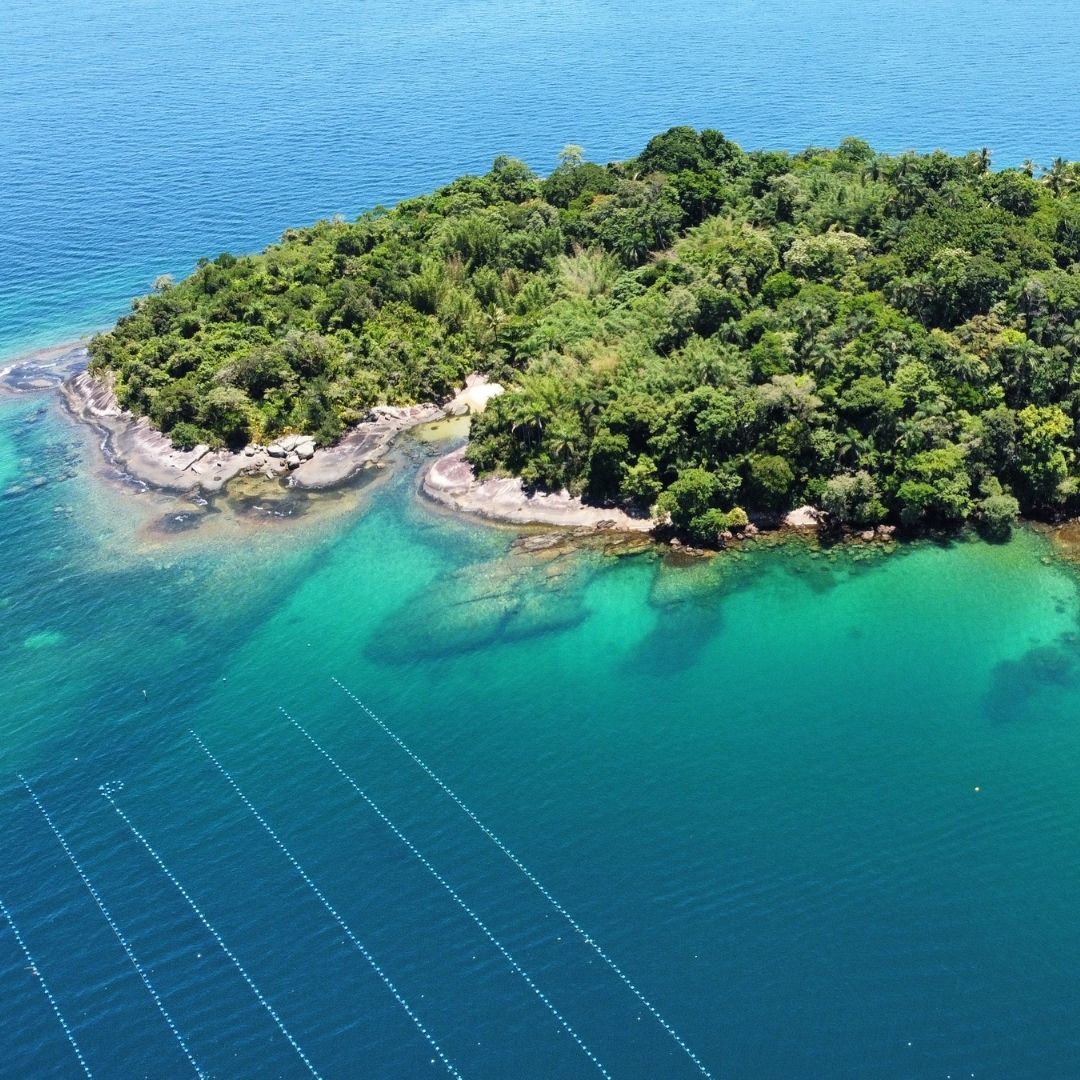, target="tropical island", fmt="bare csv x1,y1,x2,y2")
85,127,1080,544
